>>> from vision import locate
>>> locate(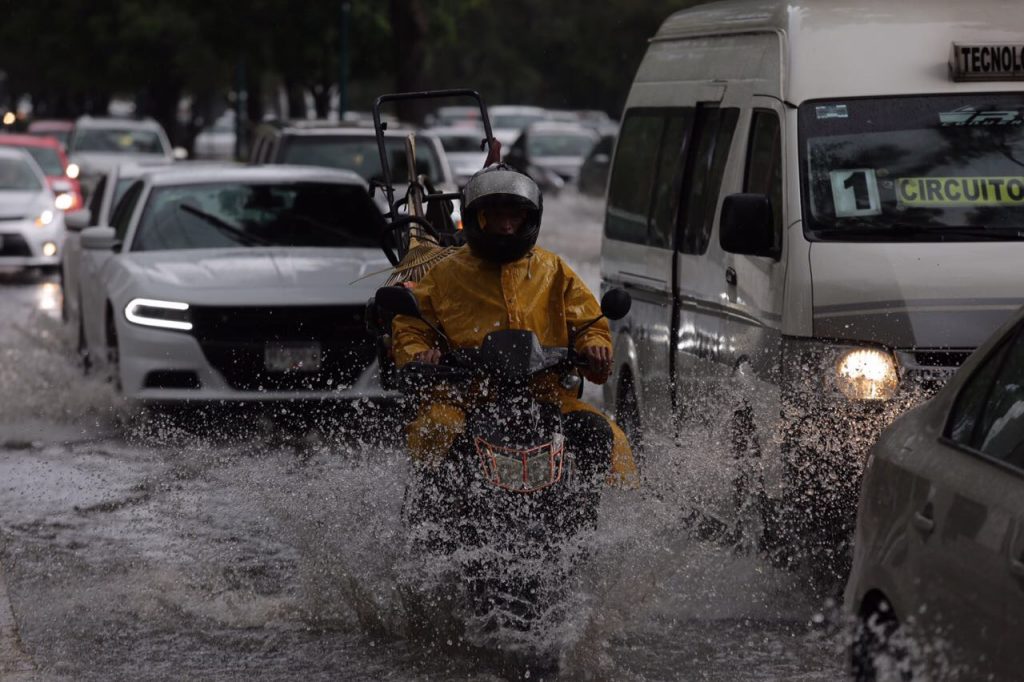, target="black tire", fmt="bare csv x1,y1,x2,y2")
105,306,122,392
851,598,913,681
76,305,92,375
